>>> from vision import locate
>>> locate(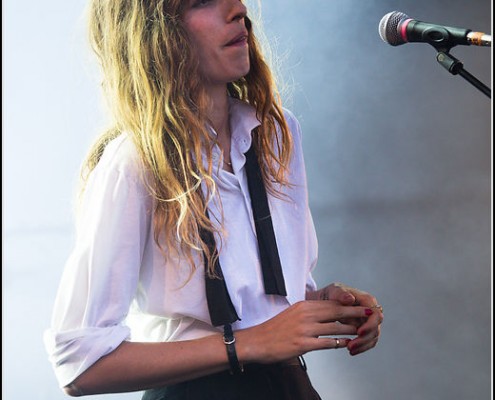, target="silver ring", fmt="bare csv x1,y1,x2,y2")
371,304,384,313
335,338,340,349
